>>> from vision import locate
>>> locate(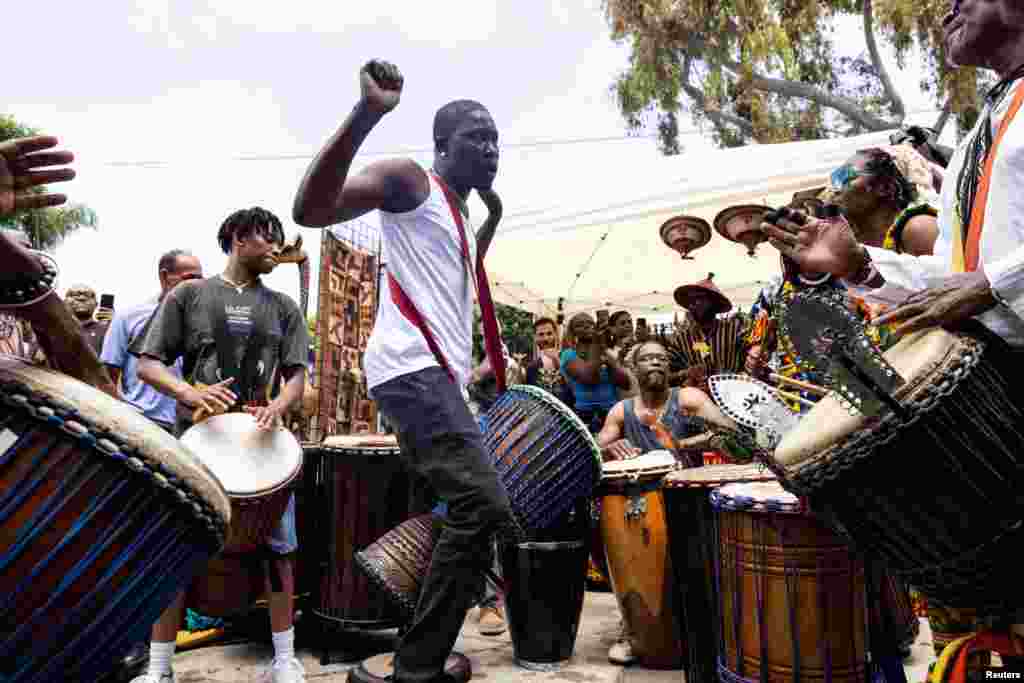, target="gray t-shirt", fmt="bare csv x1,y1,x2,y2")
131,276,309,429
